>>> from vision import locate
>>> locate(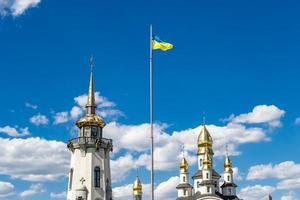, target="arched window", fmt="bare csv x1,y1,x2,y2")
94,167,101,188
183,189,186,195
207,186,210,193
69,168,73,190
206,173,209,179
183,176,186,182
227,175,230,181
